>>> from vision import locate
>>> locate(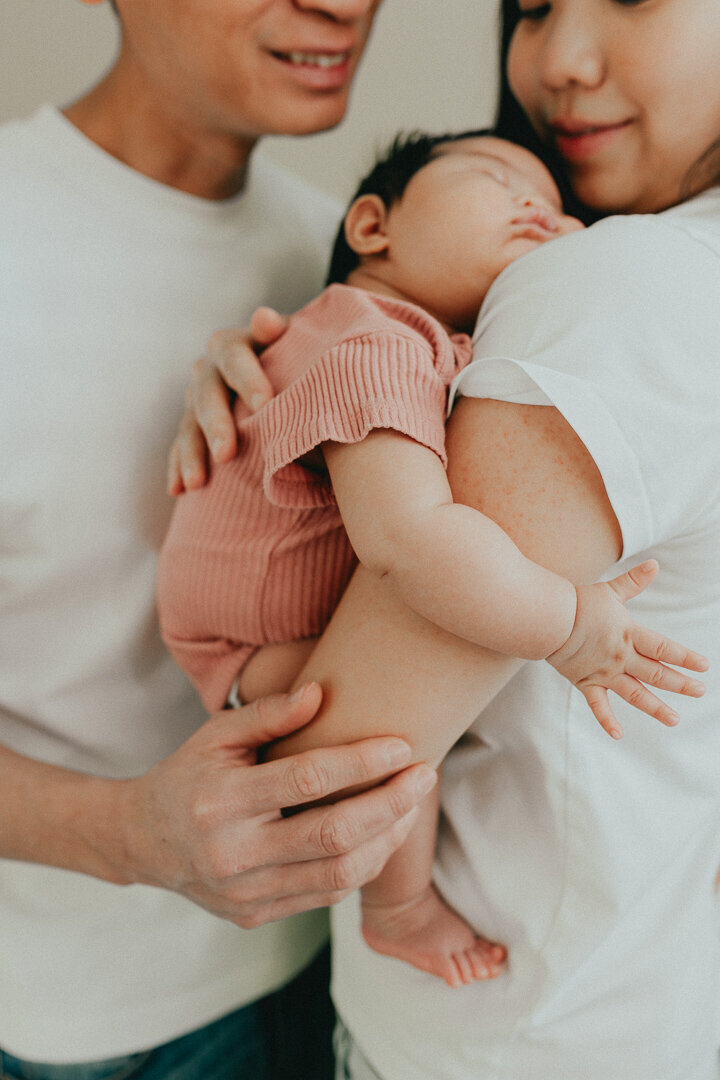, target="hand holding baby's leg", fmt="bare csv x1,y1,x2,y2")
548,560,708,738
